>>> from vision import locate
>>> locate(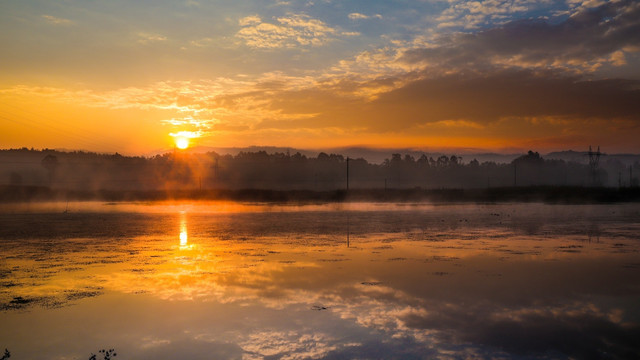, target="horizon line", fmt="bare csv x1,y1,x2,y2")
2,145,629,158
